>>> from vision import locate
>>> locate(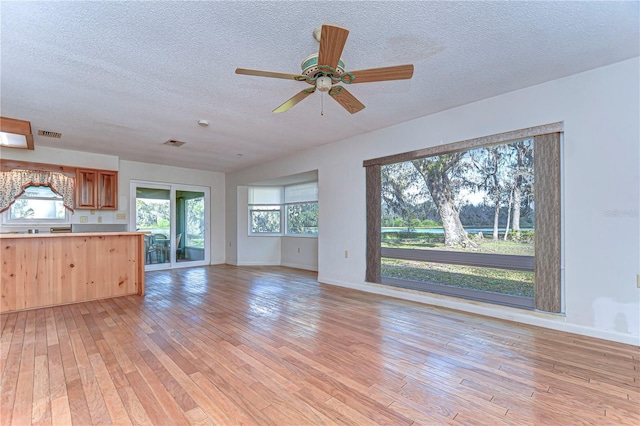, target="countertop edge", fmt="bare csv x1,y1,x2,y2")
0,232,148,239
